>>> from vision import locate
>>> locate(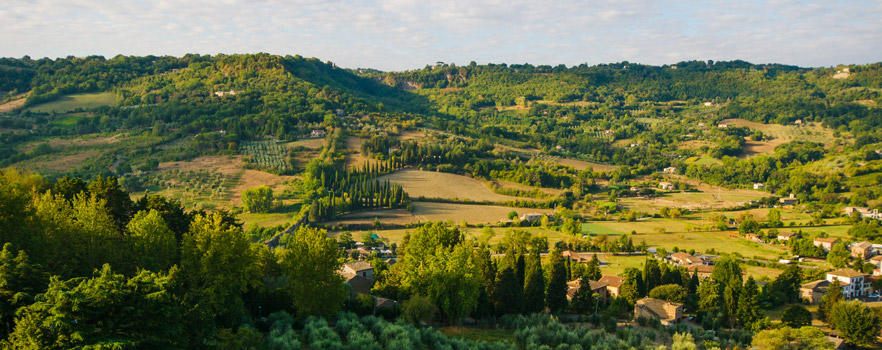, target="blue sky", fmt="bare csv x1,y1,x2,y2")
1,0,880,71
